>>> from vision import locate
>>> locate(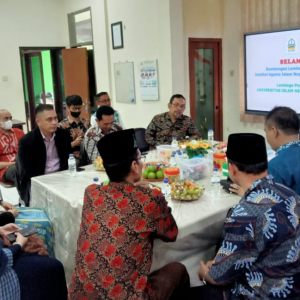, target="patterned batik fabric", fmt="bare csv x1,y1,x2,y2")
268,140,300,195
84,125,122,163
208,175,300,300
69,182,178,300
145,112,201,148
58,117,91,154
